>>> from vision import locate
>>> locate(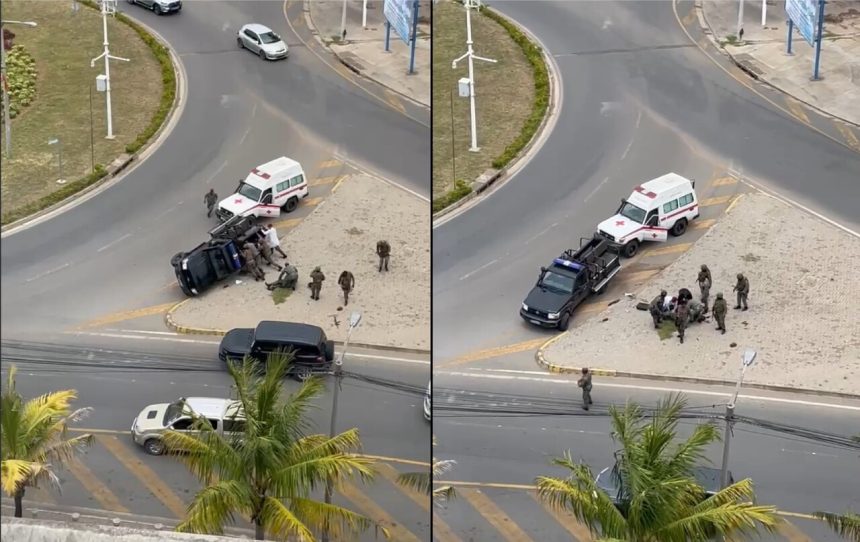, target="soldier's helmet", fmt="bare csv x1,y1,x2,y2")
314,266,321,271
660,290,667,296
737,273,744,279
701,264,707,270
716,292,724,299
